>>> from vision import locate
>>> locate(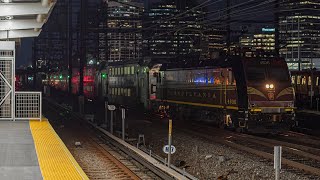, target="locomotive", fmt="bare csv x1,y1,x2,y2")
149,56,296,132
